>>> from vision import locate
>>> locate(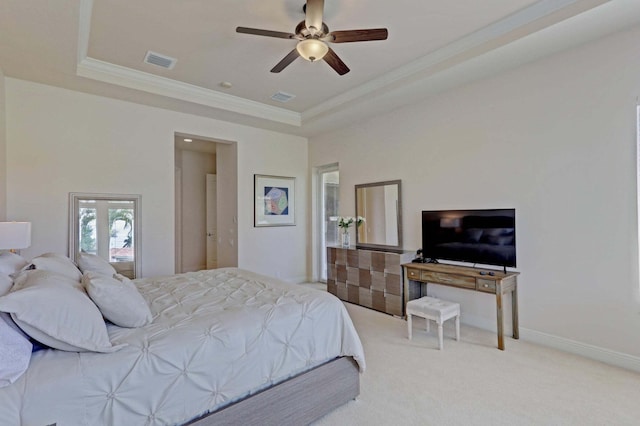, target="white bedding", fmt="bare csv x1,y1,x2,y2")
0,268,365,425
